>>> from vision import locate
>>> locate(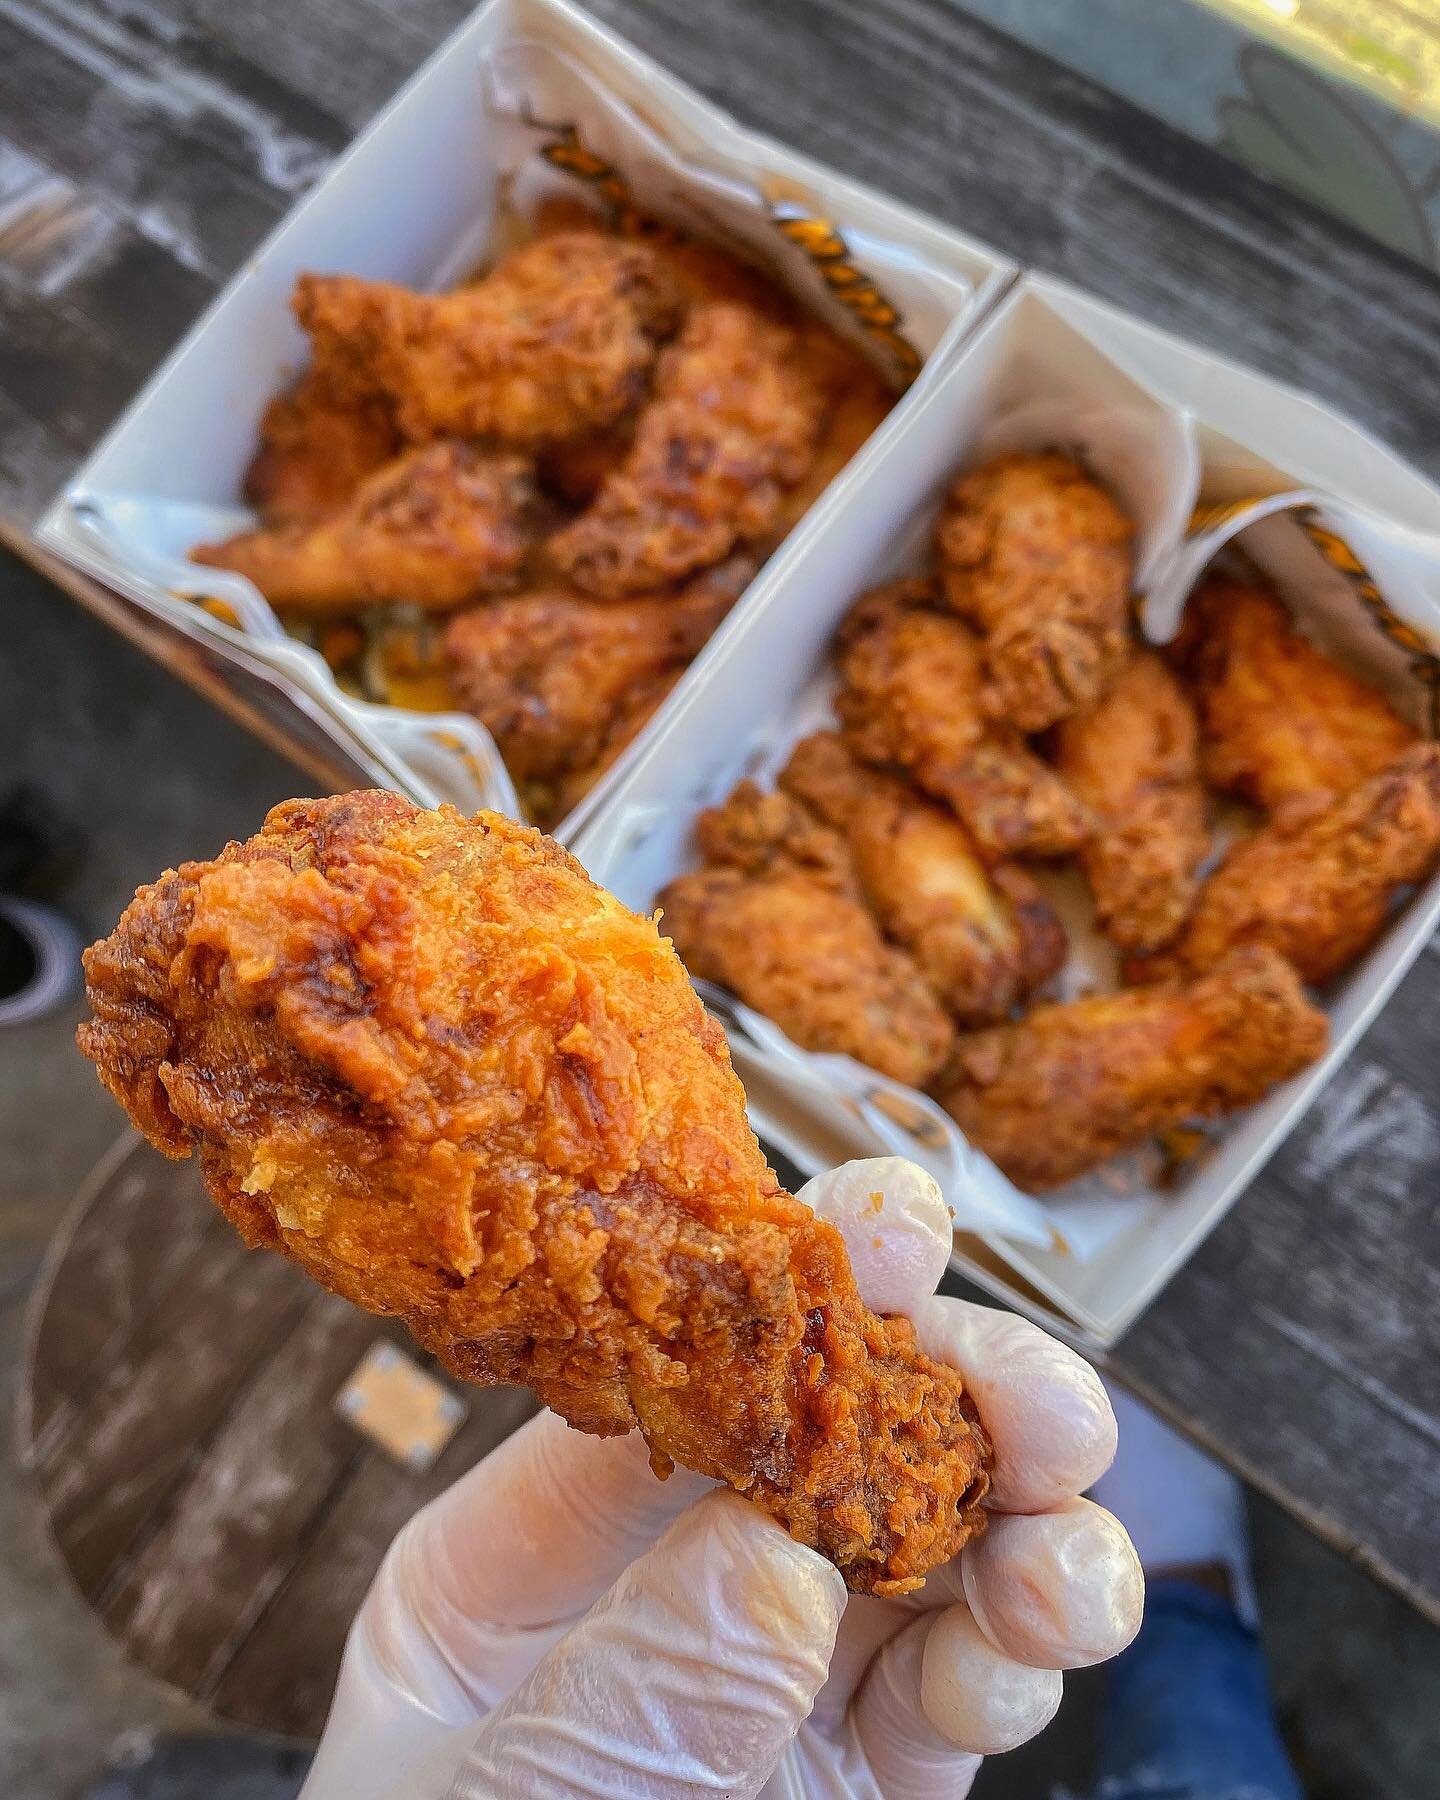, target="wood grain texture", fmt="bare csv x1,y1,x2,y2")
4,0,1439,1625
23,1141,537,1738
